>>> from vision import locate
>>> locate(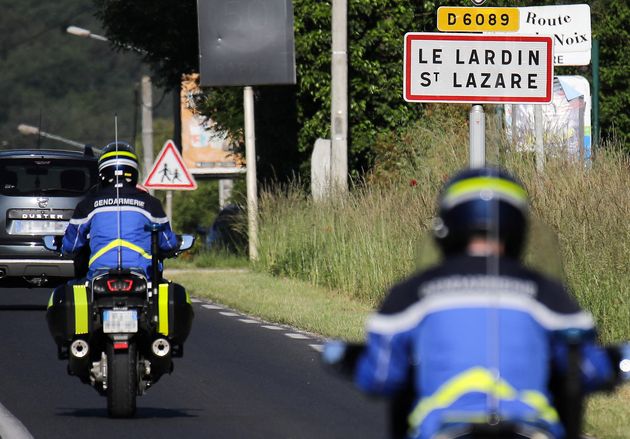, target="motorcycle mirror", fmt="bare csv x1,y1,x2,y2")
322,341,348,366
43,235,59,252
144,223,166,233
618,344,630,381
179,235,195,251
